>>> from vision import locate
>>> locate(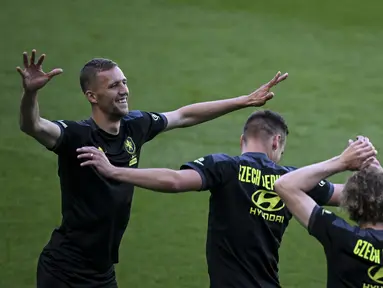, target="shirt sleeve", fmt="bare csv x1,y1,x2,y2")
308,205,350,249
47,120,80,155
134,111,168,143
284,166,334,206
180,154,230,191
306,180,335,206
